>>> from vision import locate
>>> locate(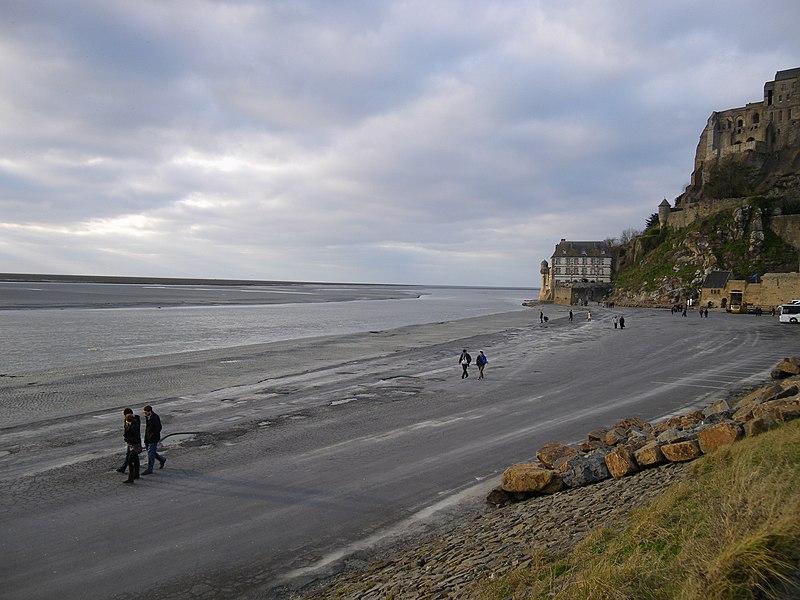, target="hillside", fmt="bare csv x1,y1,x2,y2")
607,196,799,307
